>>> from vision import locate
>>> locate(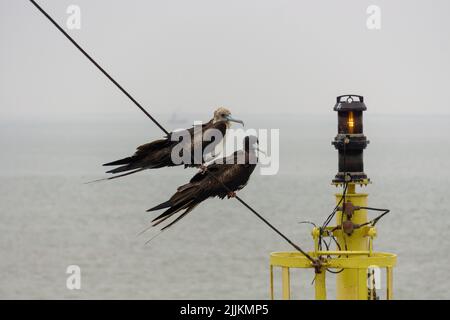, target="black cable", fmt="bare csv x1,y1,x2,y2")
330,234,342,251
319,199,340,250
236,191,316,264
324,231,345,274
323,232,344,274
326,268,344,274
360,207,390,212
205,169,316,263
322,183,347,228
28,0,169,136
28,0,317,265
357,207,390,227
